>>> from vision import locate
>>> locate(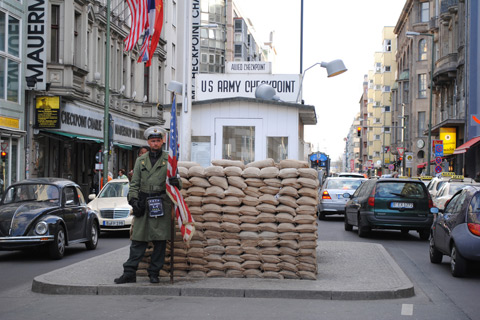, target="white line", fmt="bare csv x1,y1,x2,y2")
401,304,414,316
